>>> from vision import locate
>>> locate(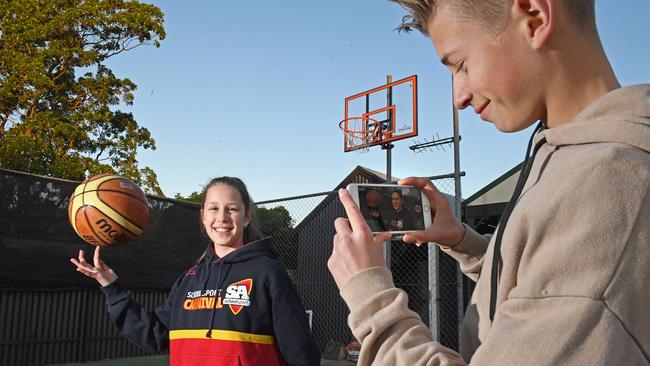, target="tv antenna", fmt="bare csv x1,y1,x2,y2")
409,133,458,153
